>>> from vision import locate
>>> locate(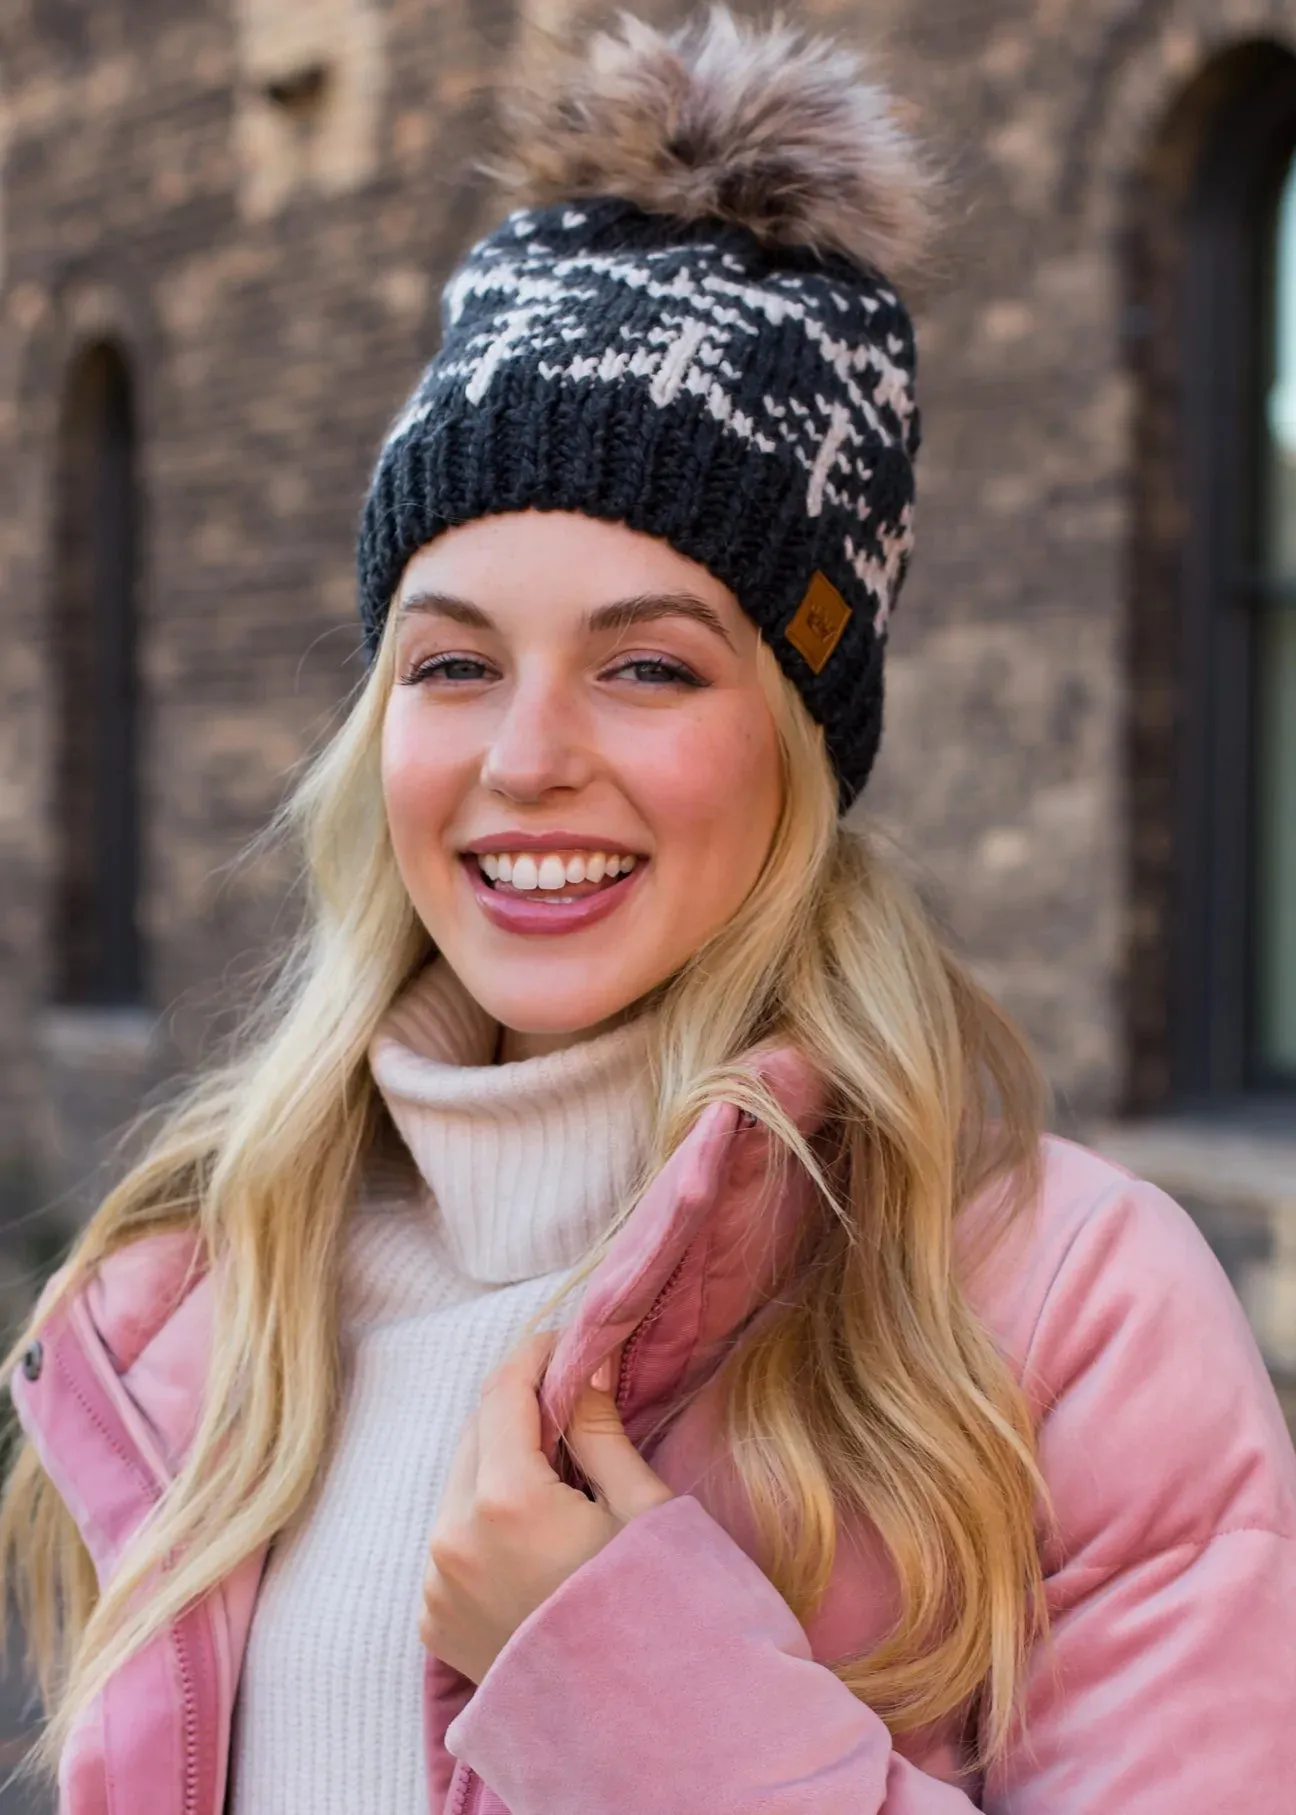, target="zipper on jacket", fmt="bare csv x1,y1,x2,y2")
173,1597,224,1815
614,1244,693,1410
448,1759,483,1815
174,1619,202,1815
